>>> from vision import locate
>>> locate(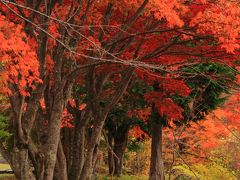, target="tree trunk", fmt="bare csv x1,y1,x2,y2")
62,128,72,175
149,121,165,180
69,125,86,180
107,135,114,176
92,144,99,180
79,119,106,180
44,93,64,180
53,141,68,180
113,128,129,177
113,146,124,177
79,67,134,179
11,147,36,180
68,109,91,180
